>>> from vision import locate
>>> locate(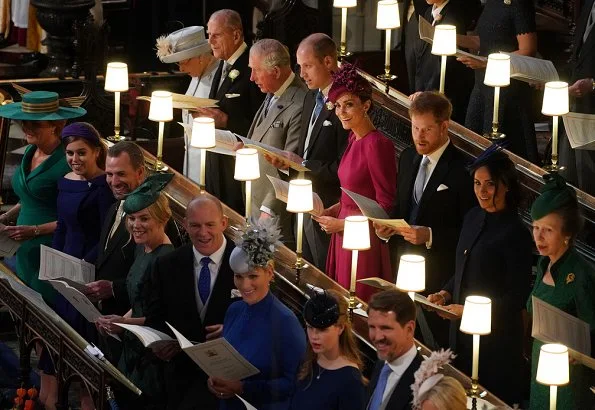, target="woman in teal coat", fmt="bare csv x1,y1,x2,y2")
0,91,85,305
527,174,595,409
